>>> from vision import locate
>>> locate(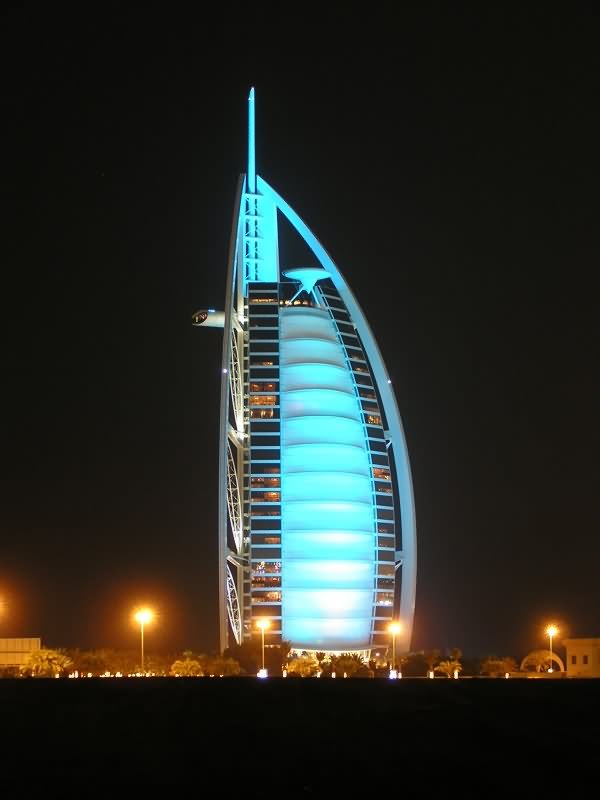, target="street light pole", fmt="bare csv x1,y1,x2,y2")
134,608,154,674
388,622,402,679
546,624,558,673
256,619,270,677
